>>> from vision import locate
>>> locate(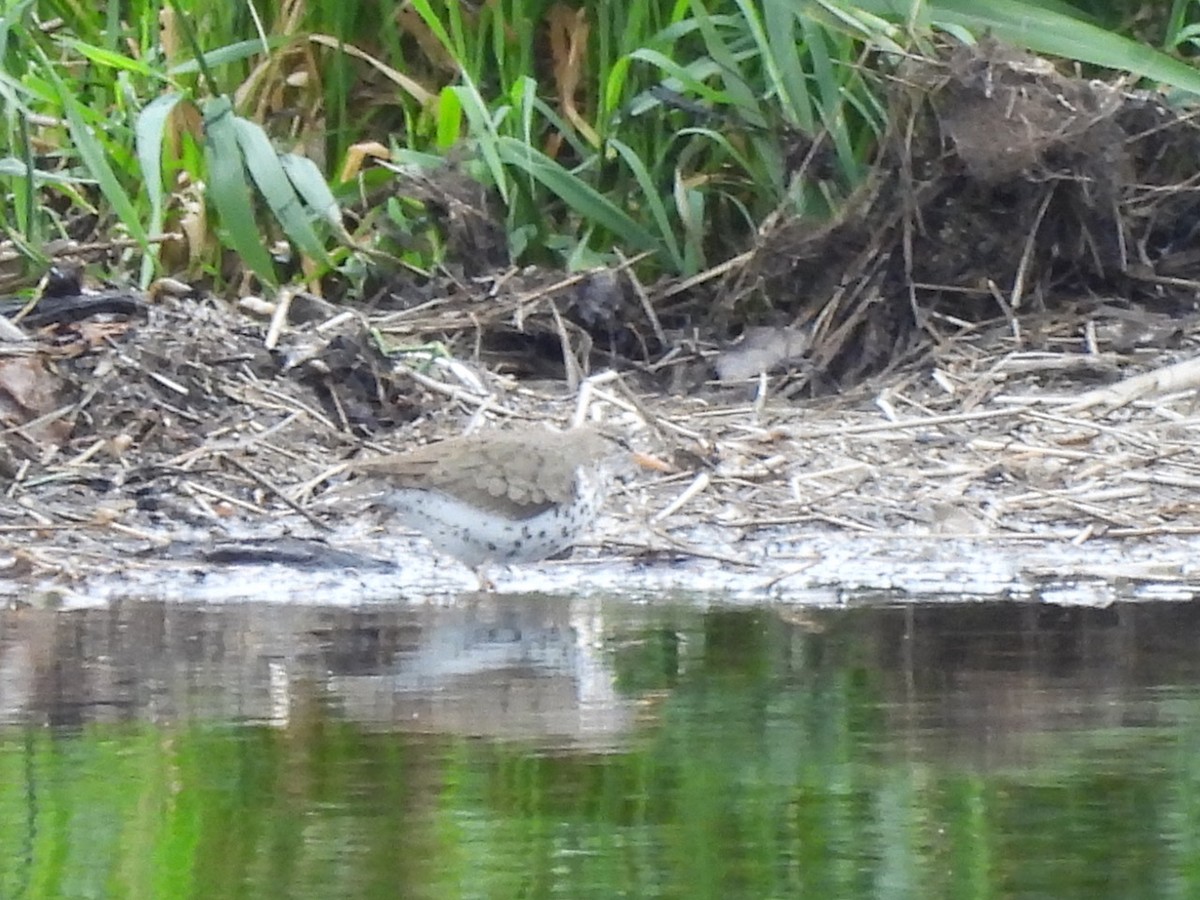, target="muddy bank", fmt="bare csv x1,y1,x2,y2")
4,41,1200,602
